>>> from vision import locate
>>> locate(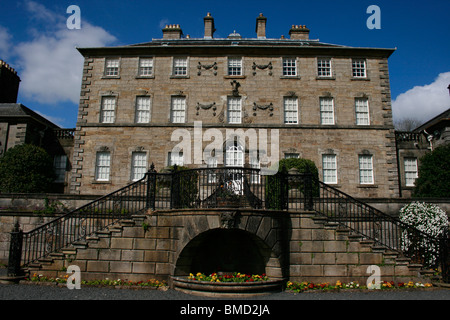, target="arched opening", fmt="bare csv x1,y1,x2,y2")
175,228,275,277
